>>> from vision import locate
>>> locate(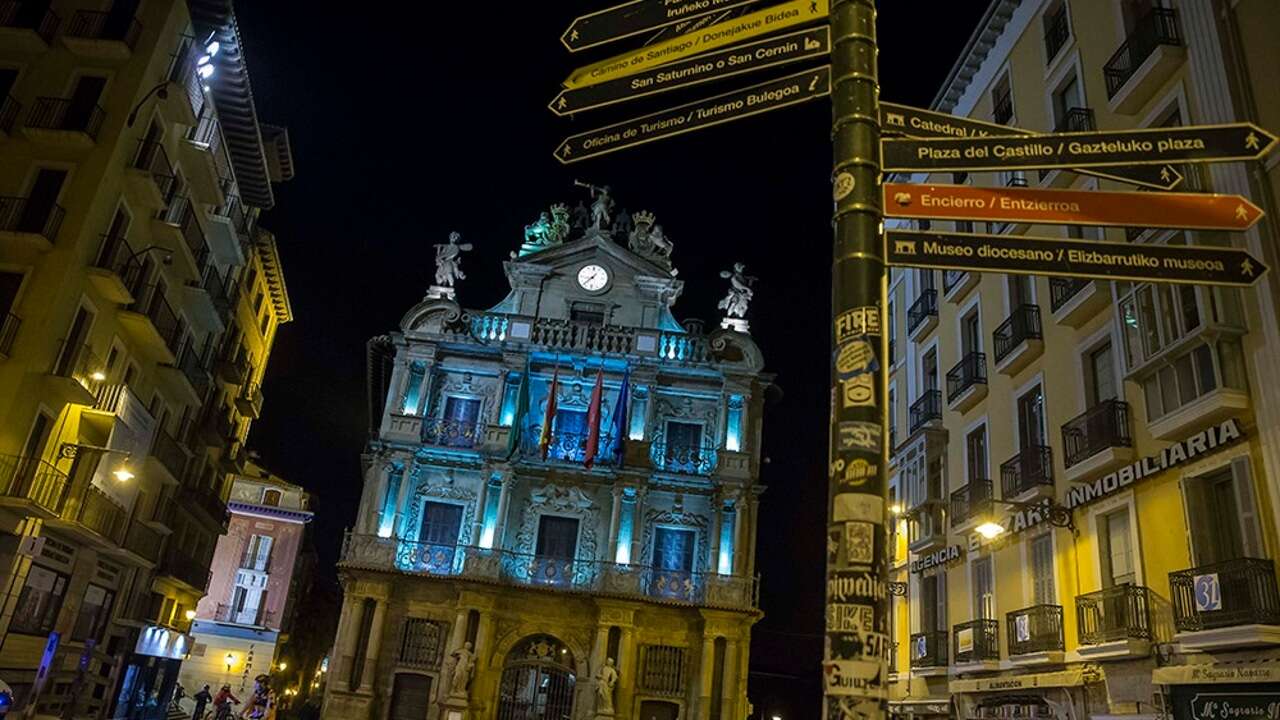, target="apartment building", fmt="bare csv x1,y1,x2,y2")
0,1,292,717
885,1,1280,718
325,192,770,720
182,464,313,695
